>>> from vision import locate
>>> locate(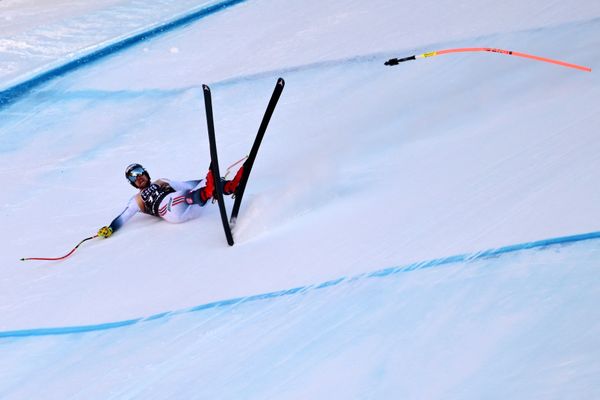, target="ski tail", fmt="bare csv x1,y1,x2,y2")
230,78,285,225
203,84,234,246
